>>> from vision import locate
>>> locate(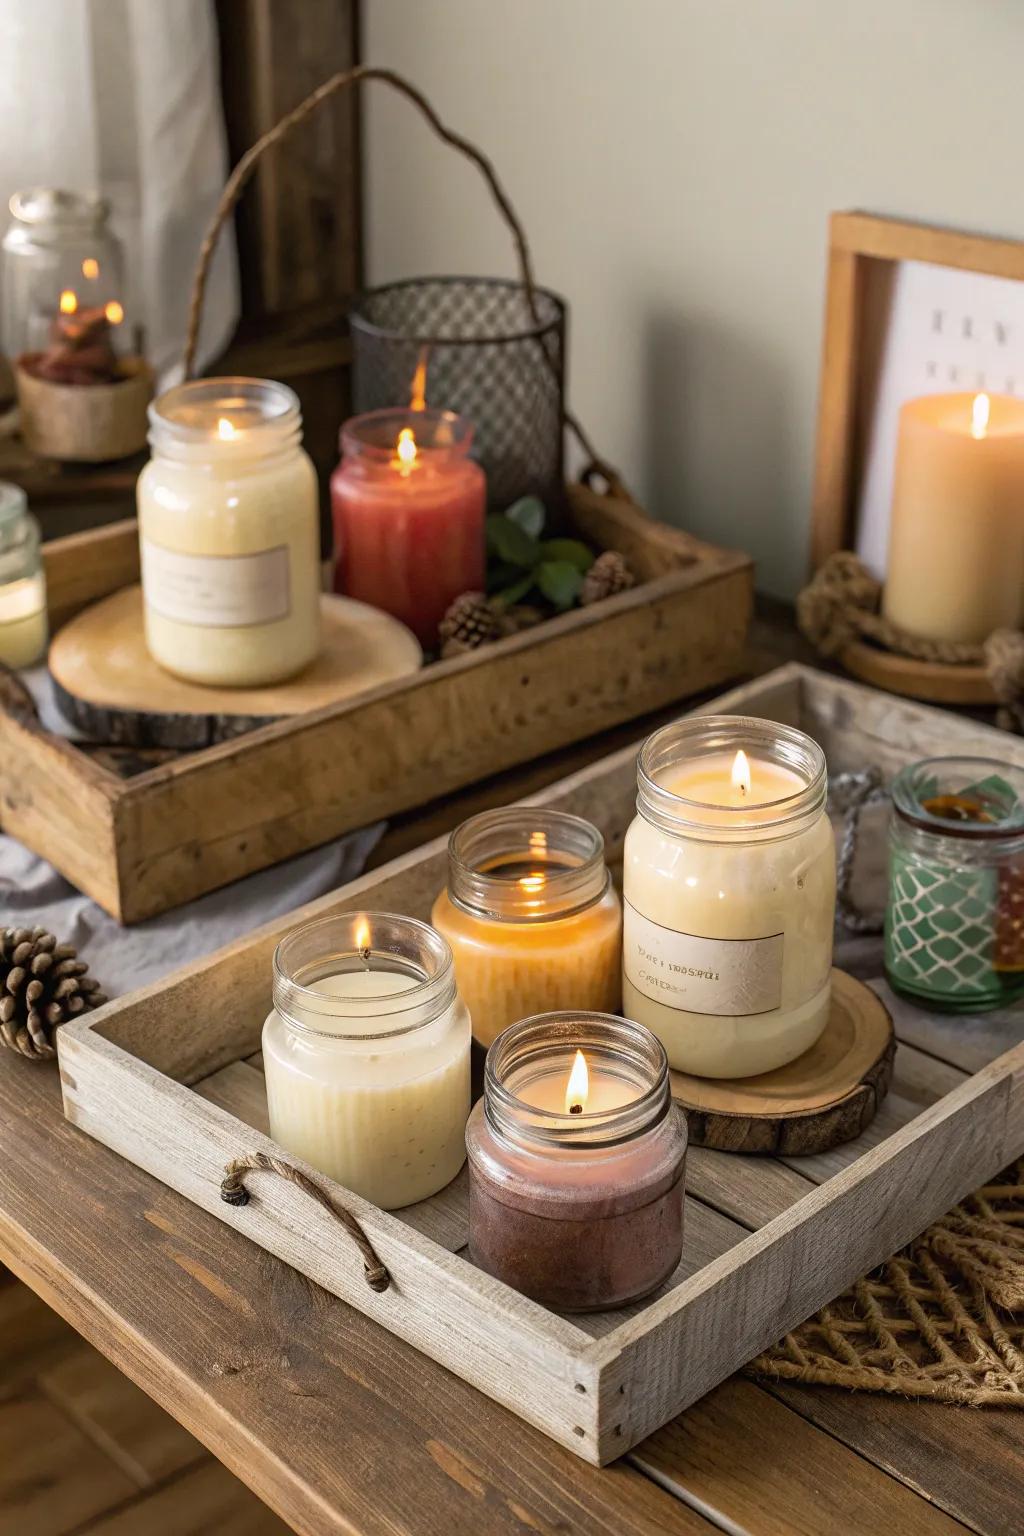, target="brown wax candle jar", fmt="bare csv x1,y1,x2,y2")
466,1012,687,1311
